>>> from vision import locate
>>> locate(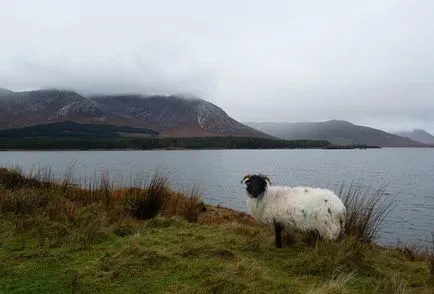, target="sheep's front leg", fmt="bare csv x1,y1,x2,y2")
273,221,283,248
